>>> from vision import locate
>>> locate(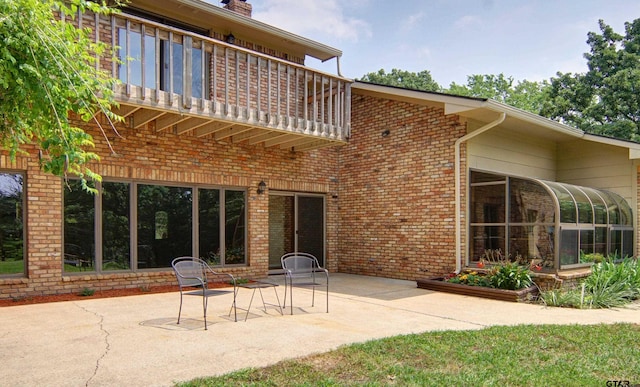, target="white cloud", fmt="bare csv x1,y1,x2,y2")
400,12,425,32
453,15,482,29
252,0,372,43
